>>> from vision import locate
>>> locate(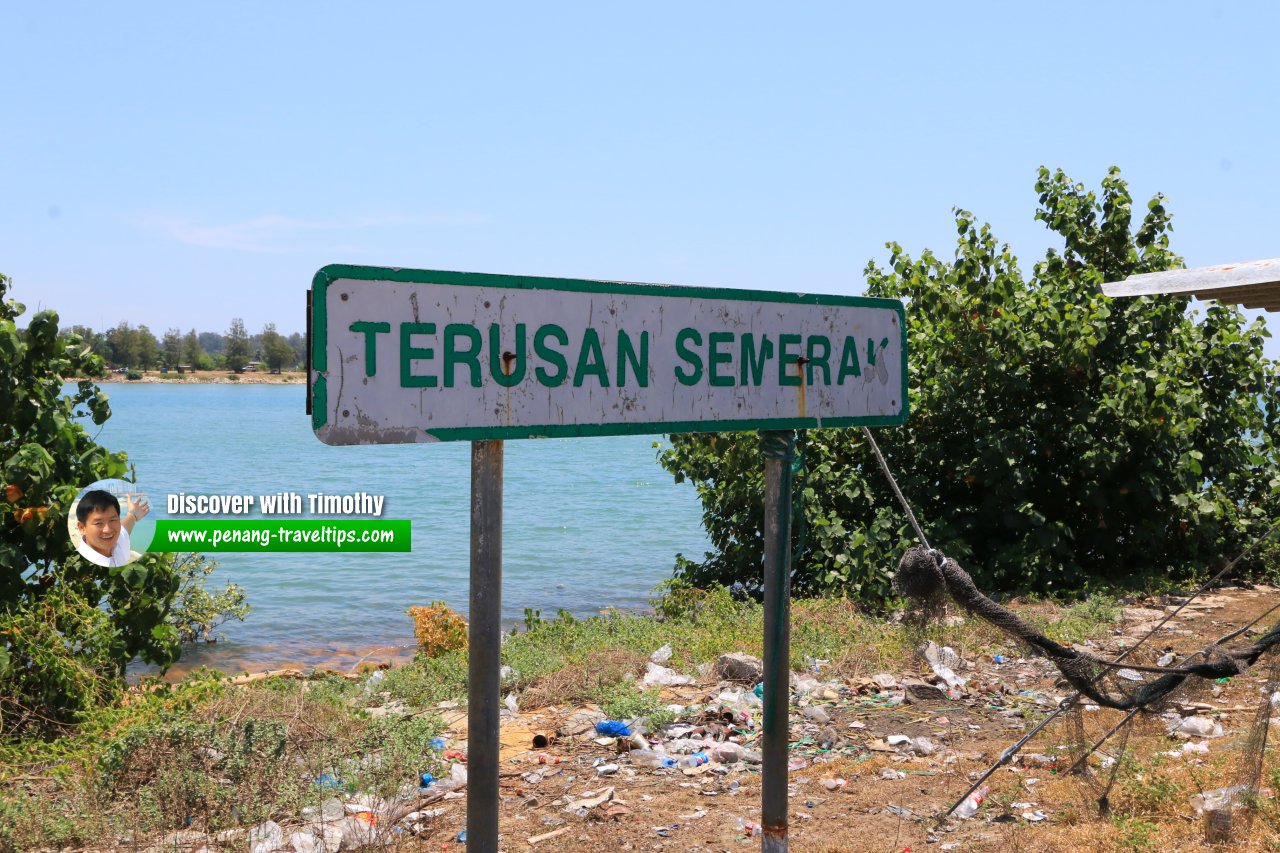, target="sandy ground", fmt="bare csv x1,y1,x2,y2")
386,586,1280,853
